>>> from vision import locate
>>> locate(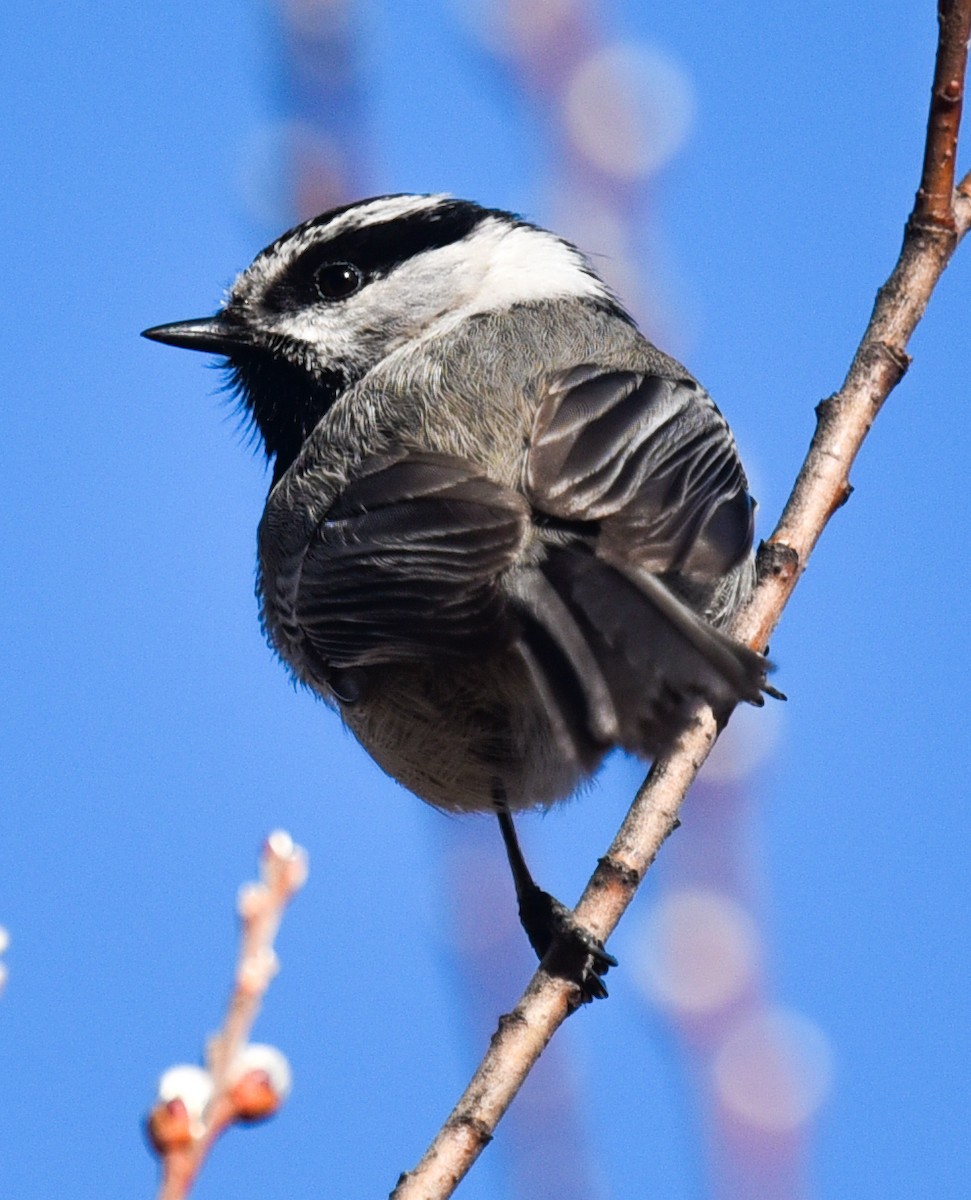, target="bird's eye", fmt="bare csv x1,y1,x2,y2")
314,261,363,301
